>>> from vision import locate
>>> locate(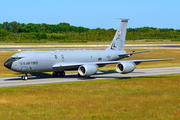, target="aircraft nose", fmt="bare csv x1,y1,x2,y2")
4,59,15,69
